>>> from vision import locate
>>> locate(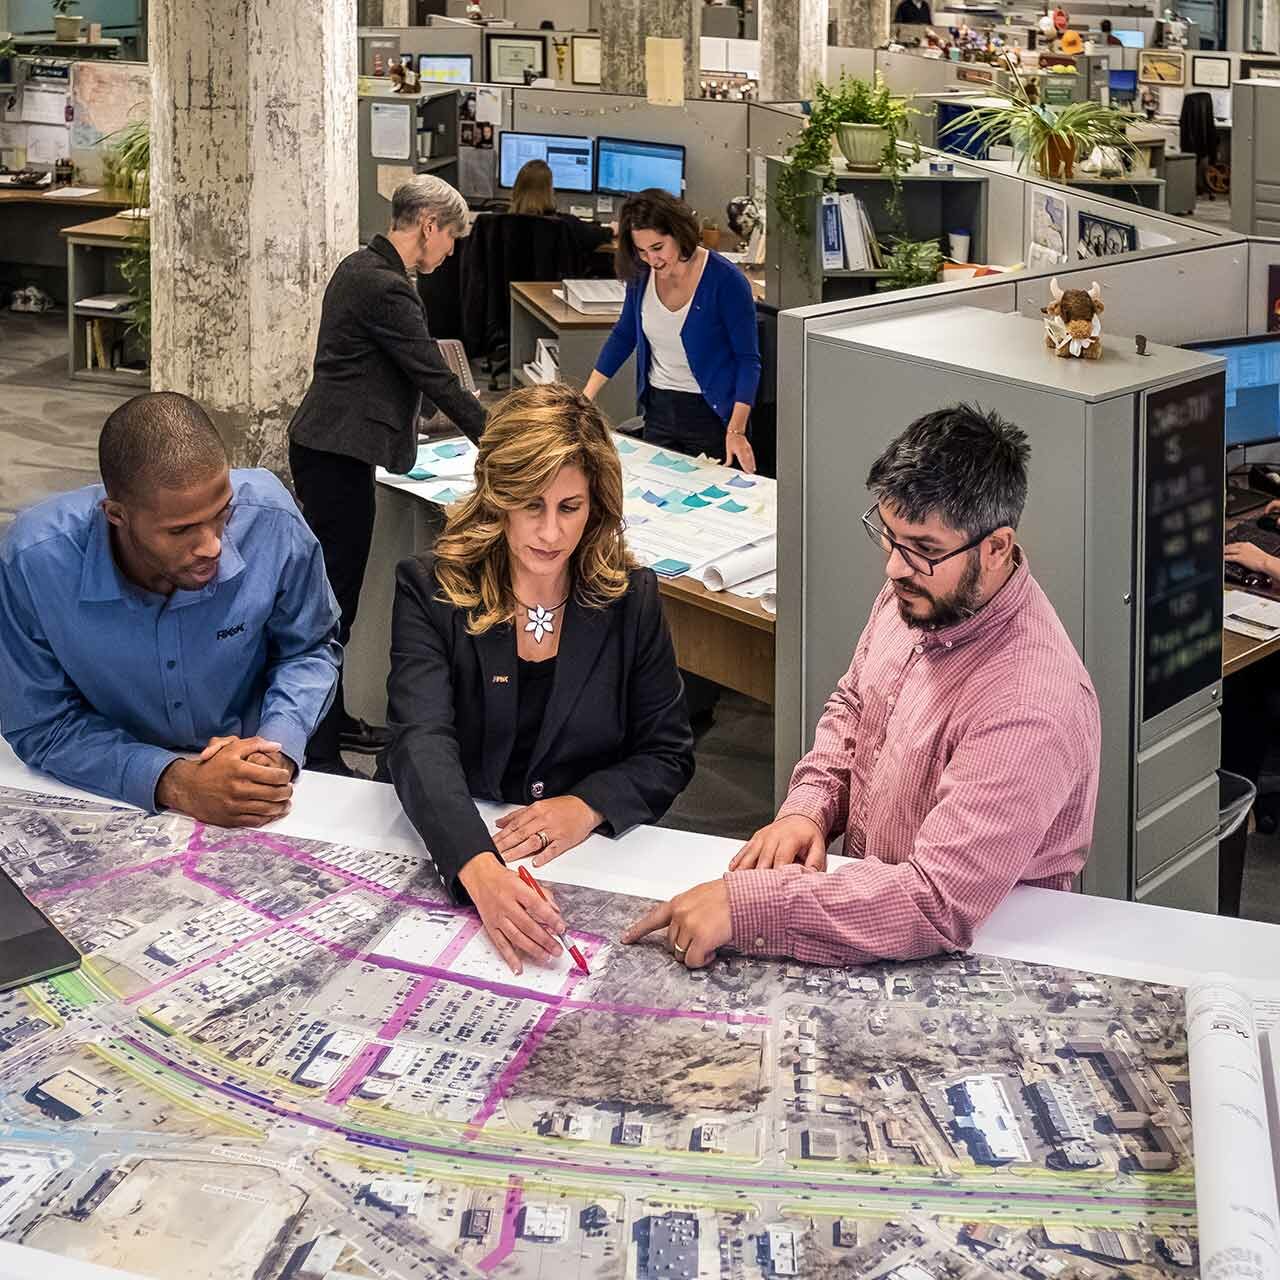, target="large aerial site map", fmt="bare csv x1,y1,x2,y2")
0,784,1199,1279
